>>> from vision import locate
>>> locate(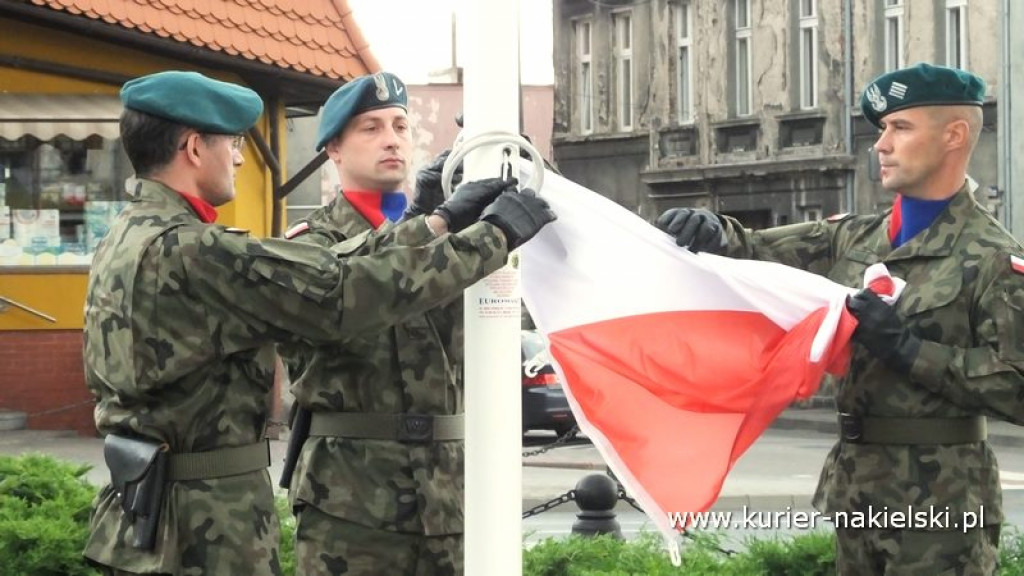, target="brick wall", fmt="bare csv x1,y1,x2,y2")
0,330,94,436
0,331,286,438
